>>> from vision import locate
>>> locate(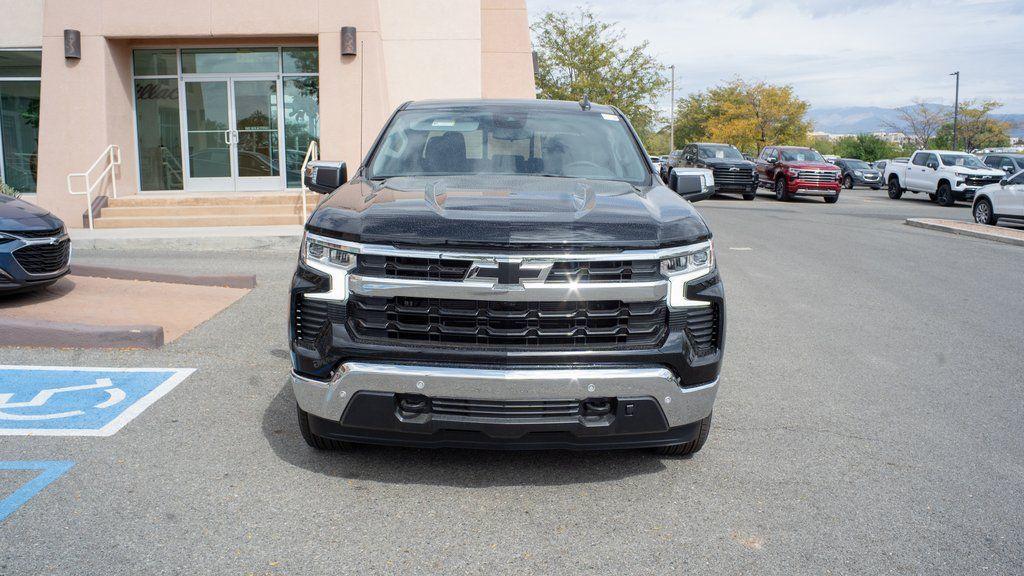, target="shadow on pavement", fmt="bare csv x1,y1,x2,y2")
261,380,670,488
